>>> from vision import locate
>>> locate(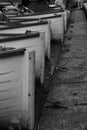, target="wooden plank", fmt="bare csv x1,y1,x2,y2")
0,96,22,110
21,50,35,130
28,51,35,130
36,32,44,85
0,56,22,73
0,71,19,83
0,86,22,101
0,53,24,123
0,80,21,91
0,105,22,118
